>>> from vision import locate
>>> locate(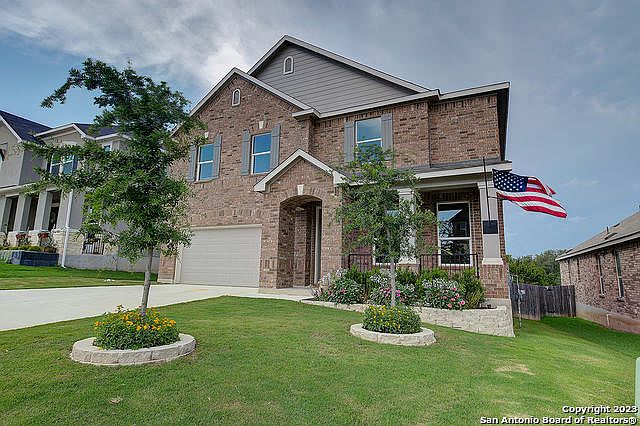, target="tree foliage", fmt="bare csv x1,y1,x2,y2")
335,147,435,305
23,58,204,315
507,249,567,286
